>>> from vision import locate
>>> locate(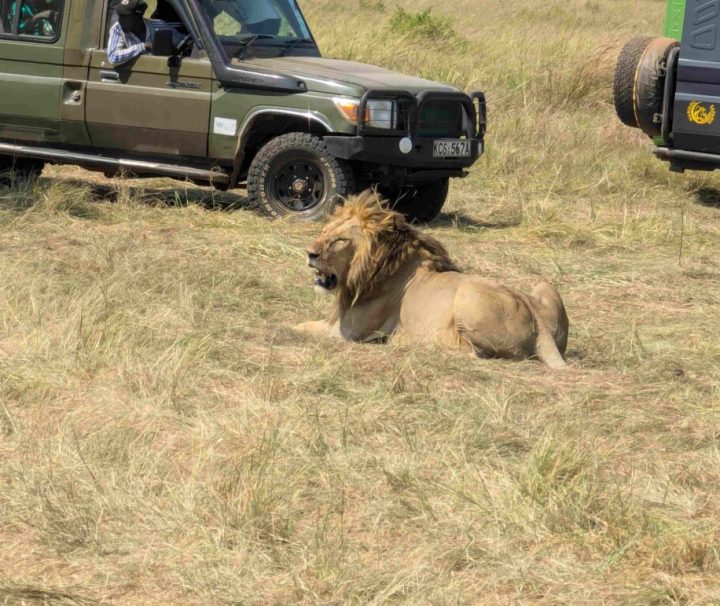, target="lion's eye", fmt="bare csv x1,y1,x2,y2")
330,238,350,249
